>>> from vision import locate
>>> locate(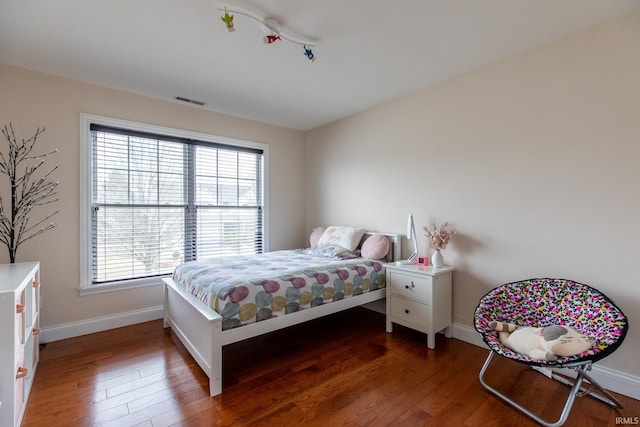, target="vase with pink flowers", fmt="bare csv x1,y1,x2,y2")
422,222,456,268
